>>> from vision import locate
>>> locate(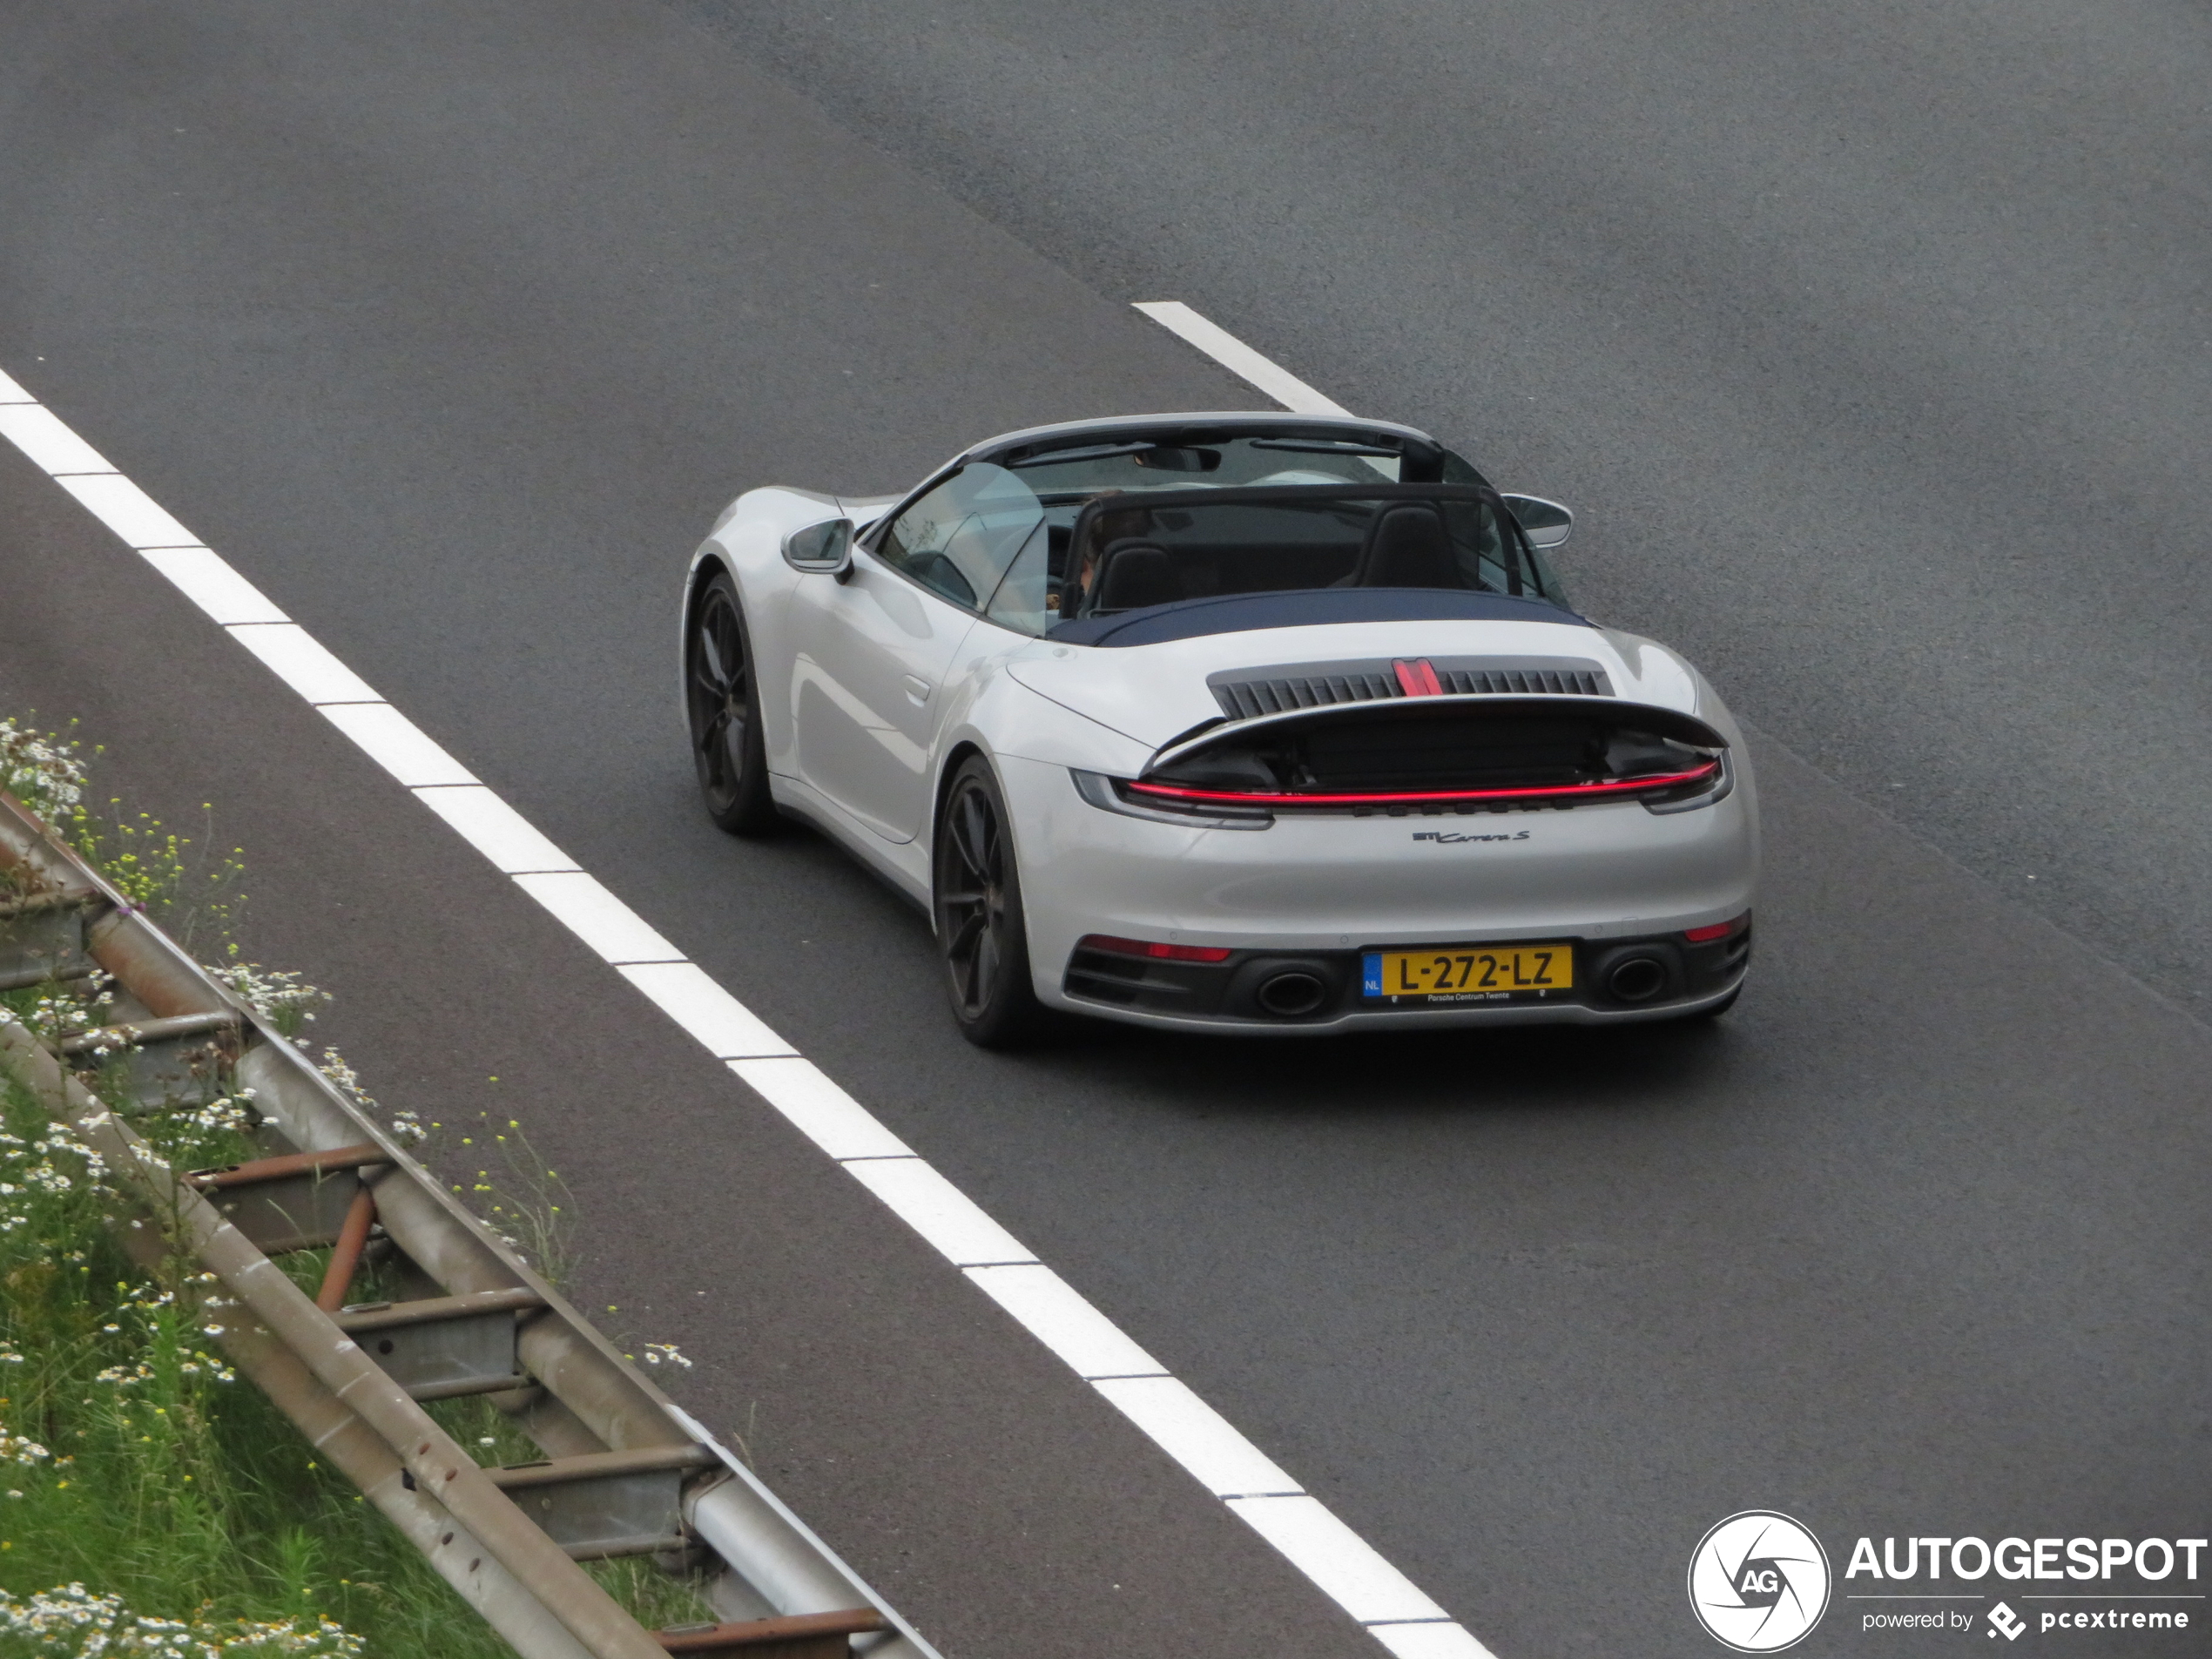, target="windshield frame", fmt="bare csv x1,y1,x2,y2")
863,417,1488,551
857,422,1544,638
970,414,1464,478
1003,482,1570,643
